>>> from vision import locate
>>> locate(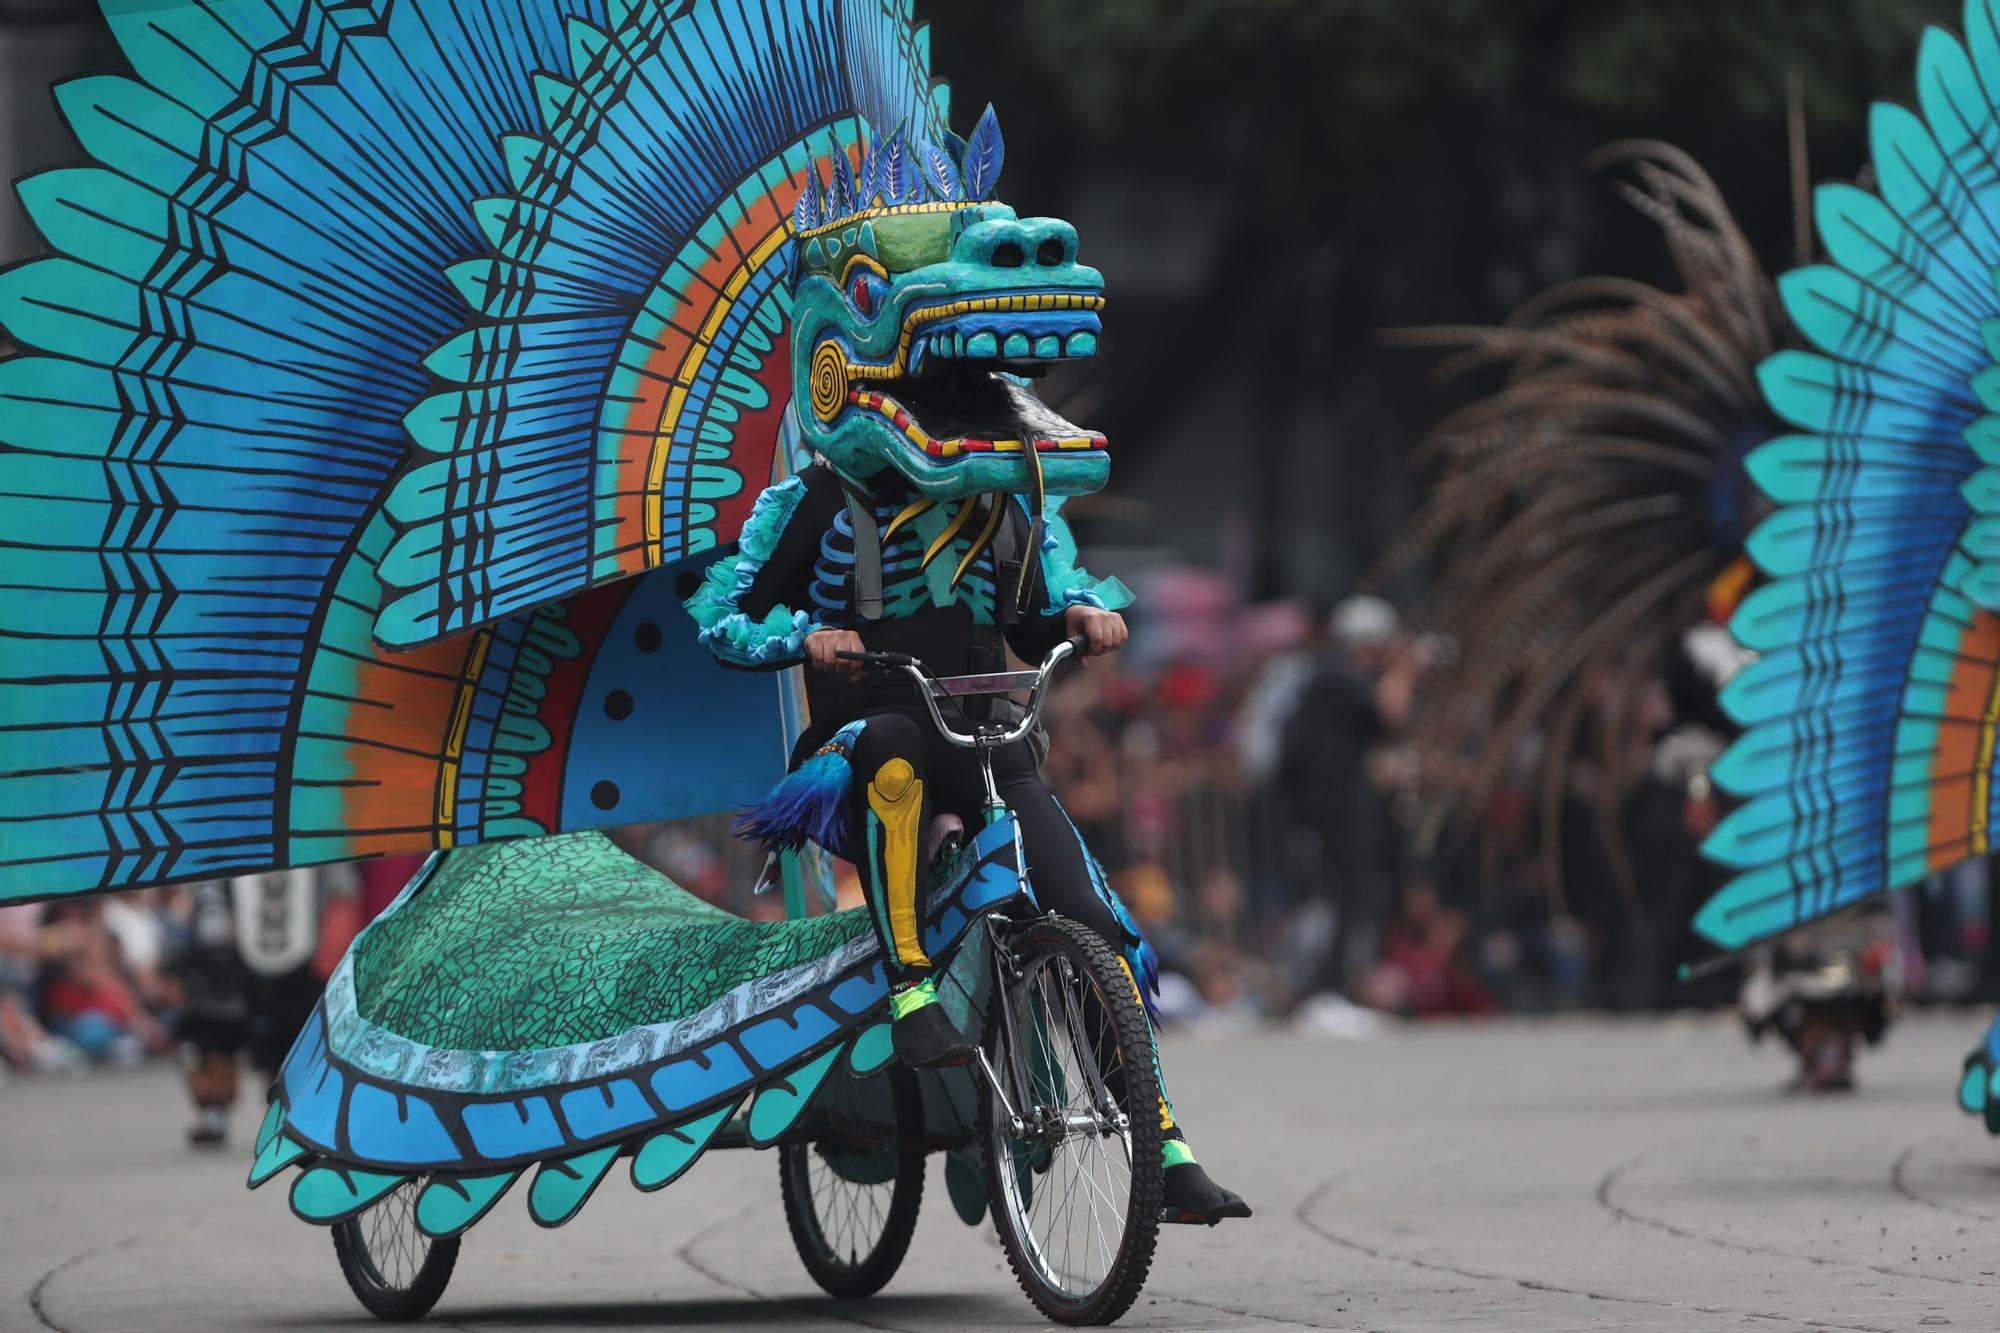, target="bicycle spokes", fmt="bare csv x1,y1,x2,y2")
803,1146,895,1266
359,1181,431,1291
997,950,1136,1299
